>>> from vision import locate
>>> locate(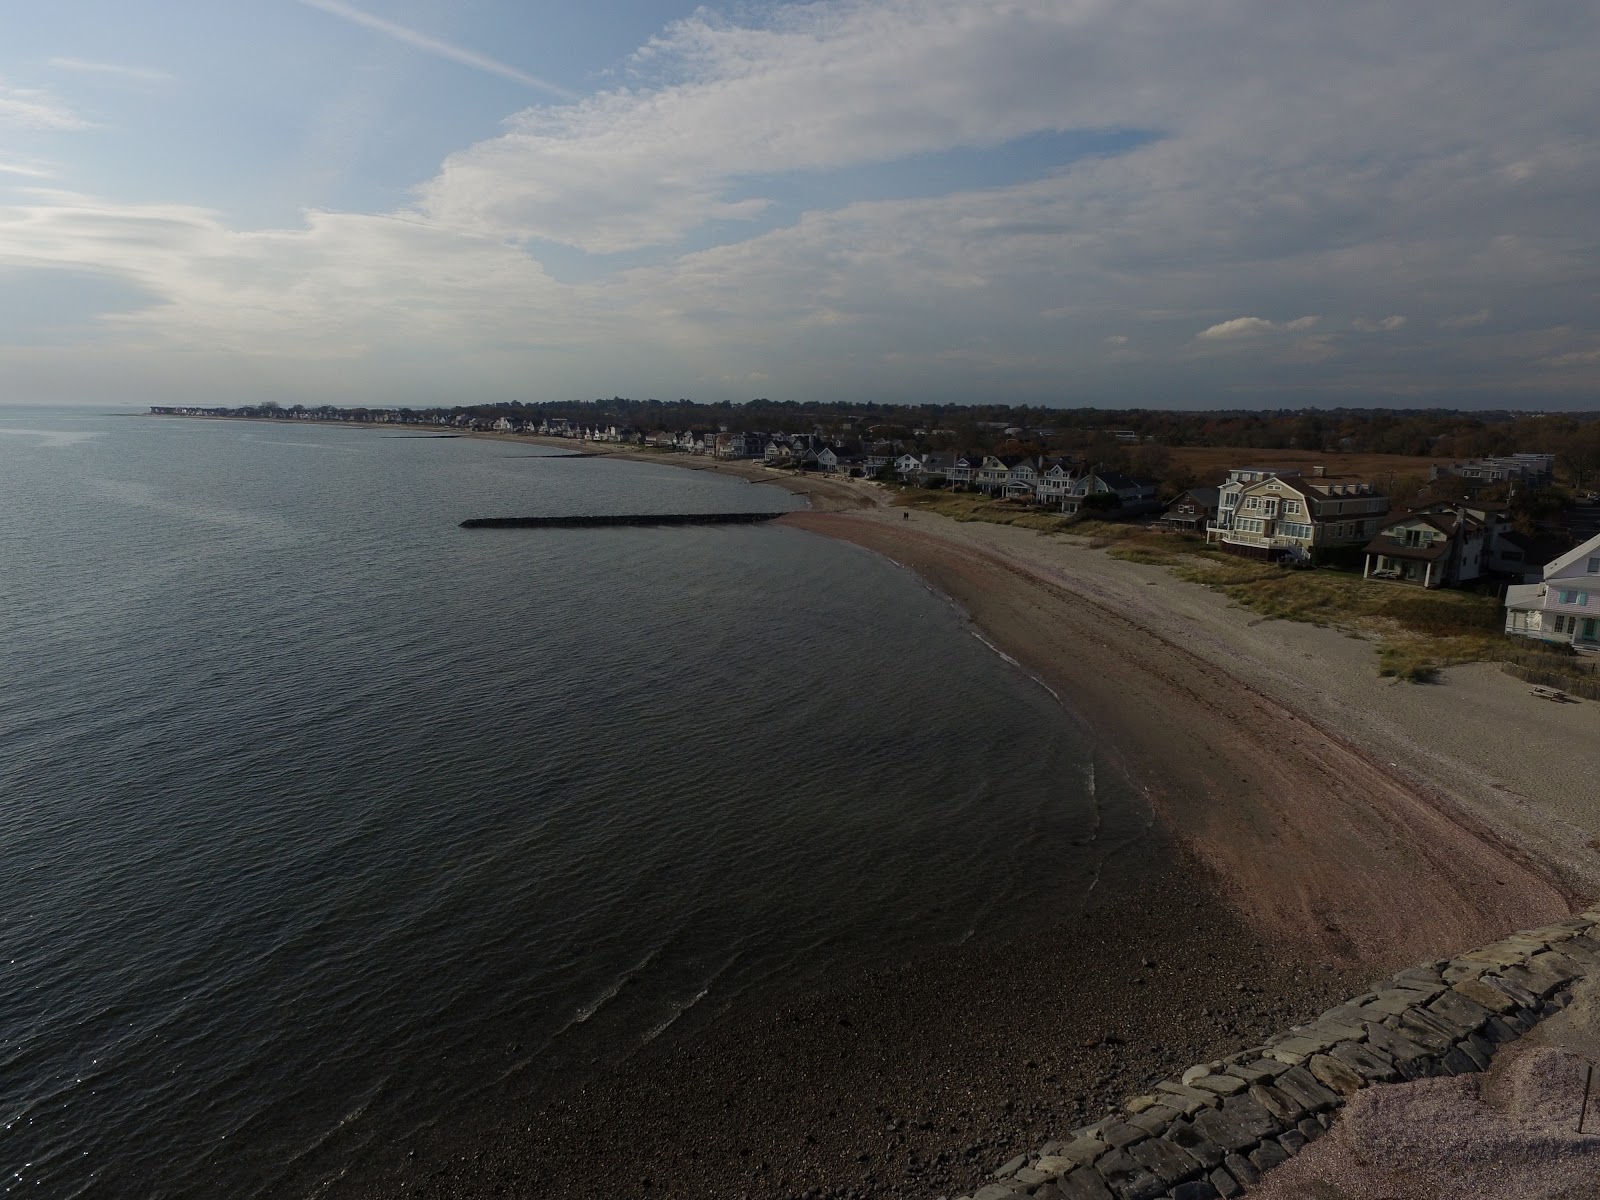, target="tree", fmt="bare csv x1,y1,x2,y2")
1558,426,1600,489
